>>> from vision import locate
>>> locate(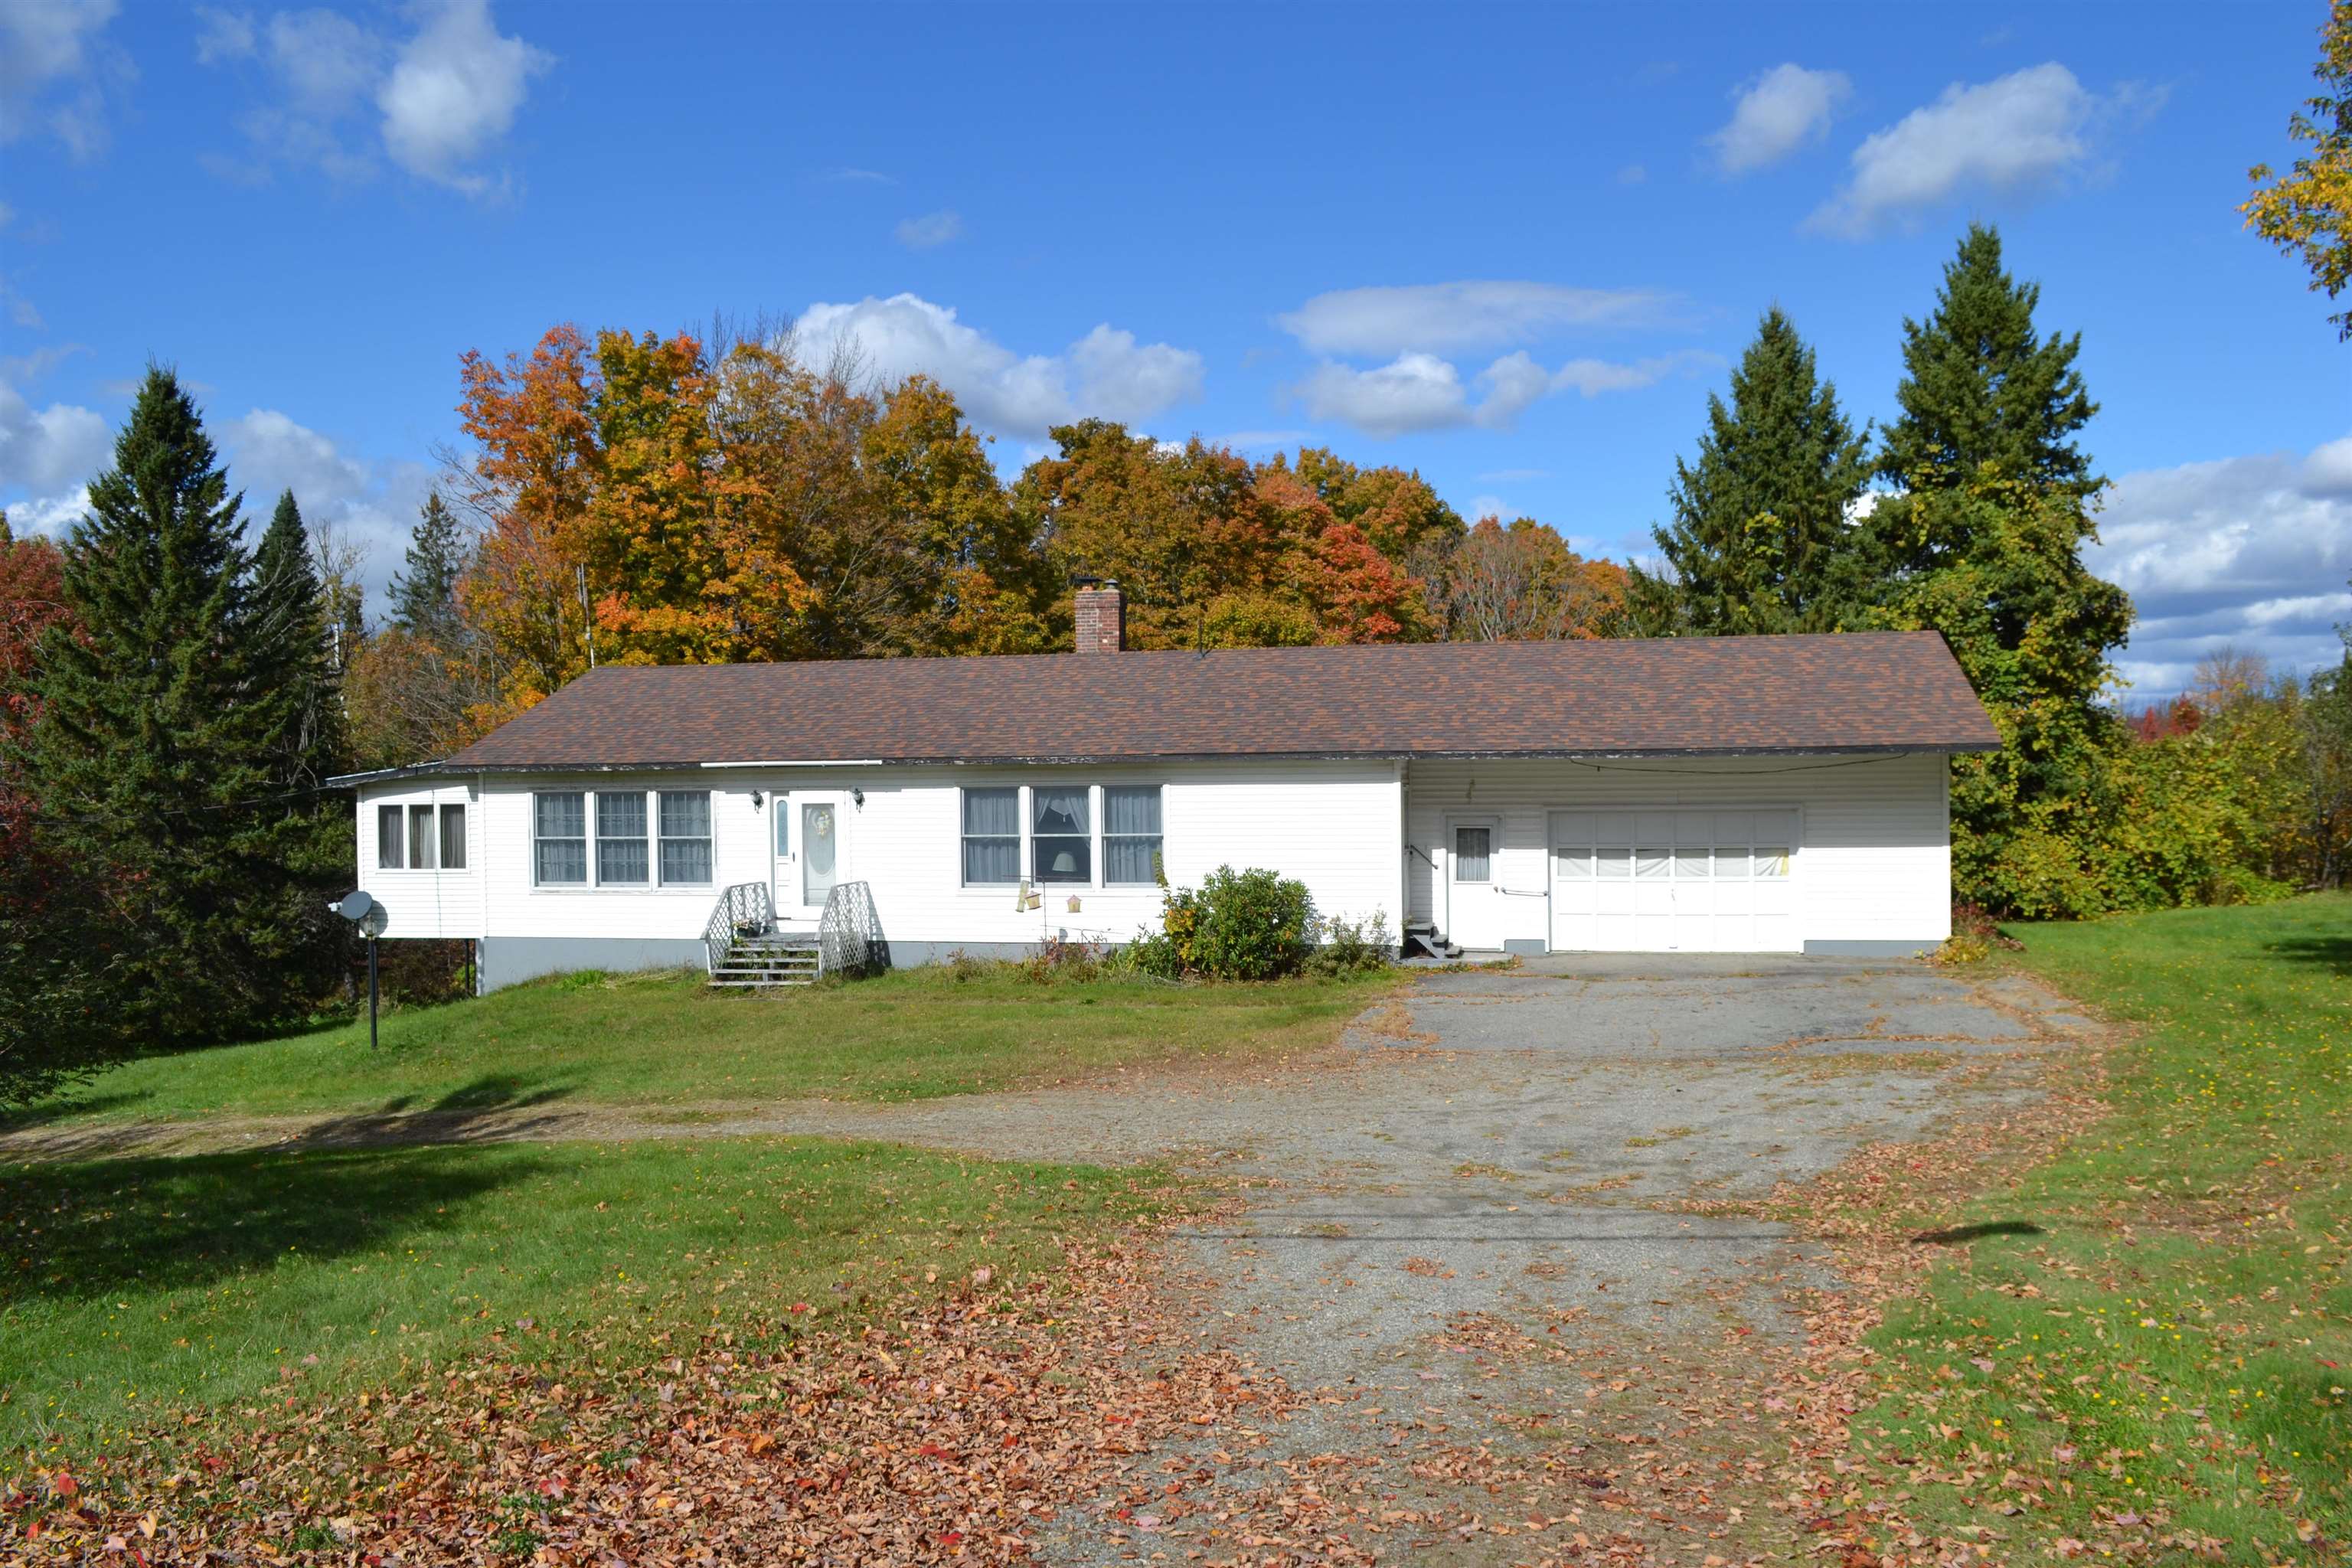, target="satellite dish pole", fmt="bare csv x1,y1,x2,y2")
330,890,390,1050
